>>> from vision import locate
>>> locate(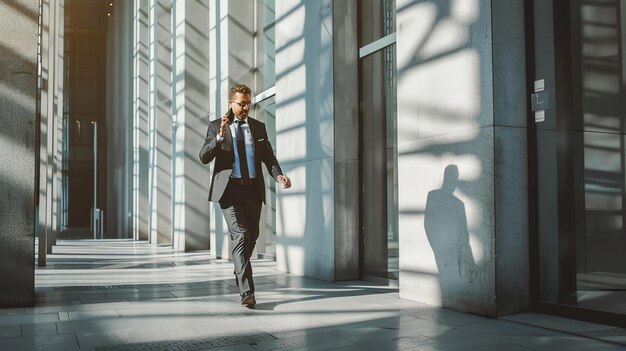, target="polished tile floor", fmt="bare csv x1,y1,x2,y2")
1,239,625,350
